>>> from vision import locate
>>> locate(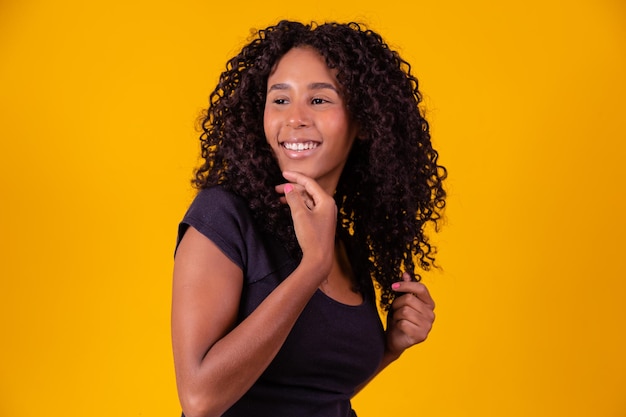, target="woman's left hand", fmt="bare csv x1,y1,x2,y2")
385,272,436,357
